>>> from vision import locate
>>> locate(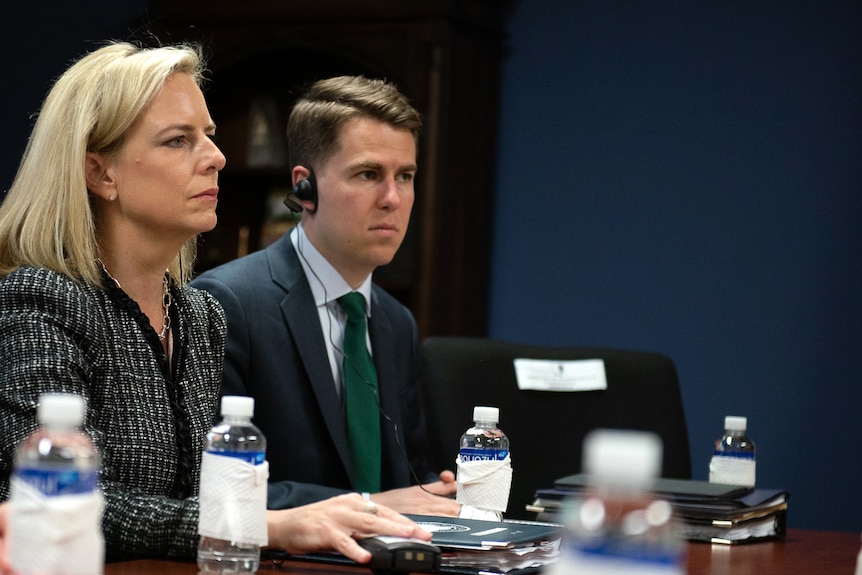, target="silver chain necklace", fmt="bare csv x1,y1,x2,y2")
96,258,172,340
